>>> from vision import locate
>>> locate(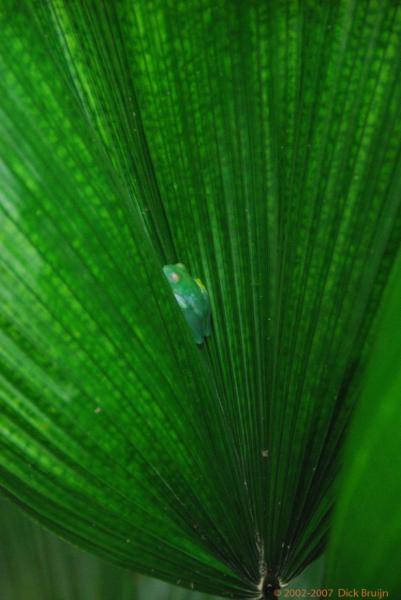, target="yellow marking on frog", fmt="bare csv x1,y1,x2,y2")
194,277,206,291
